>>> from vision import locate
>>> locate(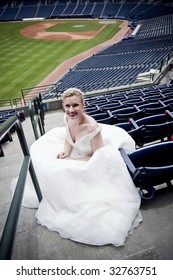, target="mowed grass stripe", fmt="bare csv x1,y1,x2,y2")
47,20,103,32
0,20,121,100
